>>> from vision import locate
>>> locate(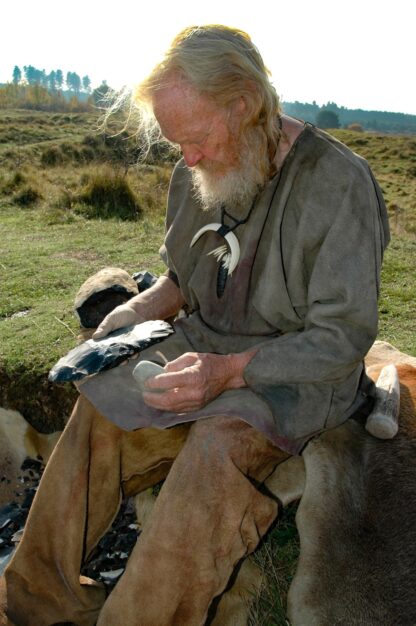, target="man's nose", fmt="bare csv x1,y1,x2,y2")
181,145,203,168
